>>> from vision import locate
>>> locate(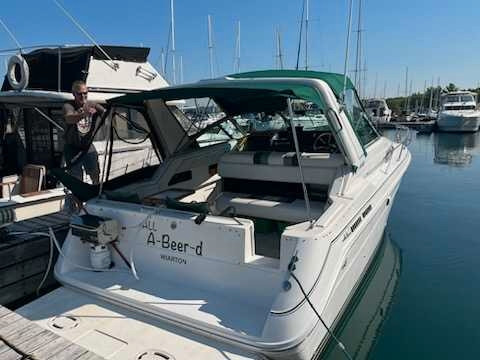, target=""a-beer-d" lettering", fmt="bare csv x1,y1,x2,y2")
147,232,203,256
